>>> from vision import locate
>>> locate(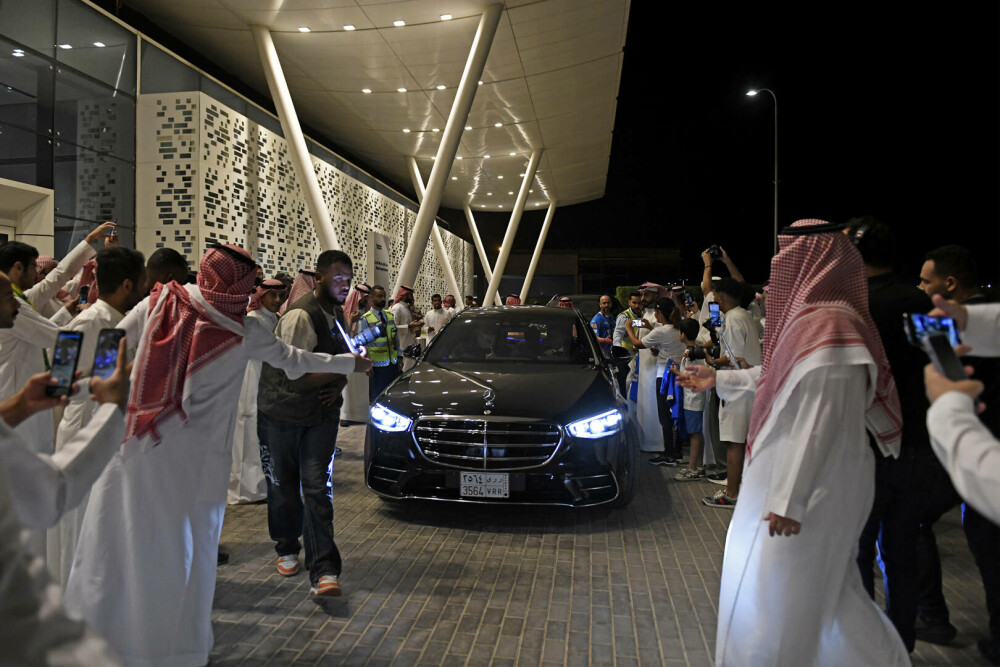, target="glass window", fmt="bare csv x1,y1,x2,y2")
56,0,136,95
0,121,49,186
139,40,198,94
0,37,54,136
0,0,56,59
54,66,135,160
